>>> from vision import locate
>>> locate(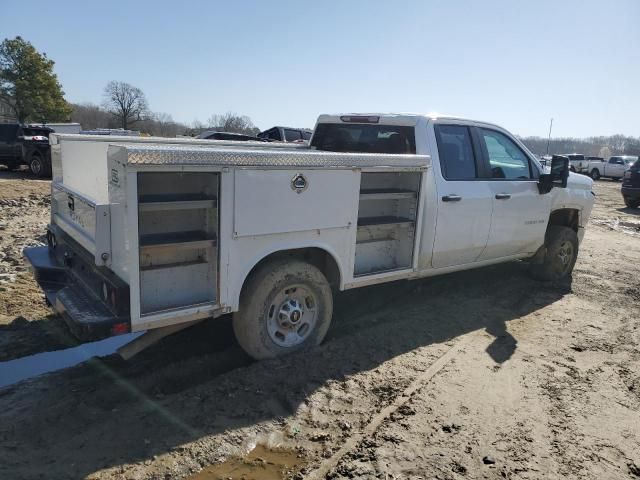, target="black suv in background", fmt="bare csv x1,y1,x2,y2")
621,158,640,208
257,126,313,142
0,123,53,176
